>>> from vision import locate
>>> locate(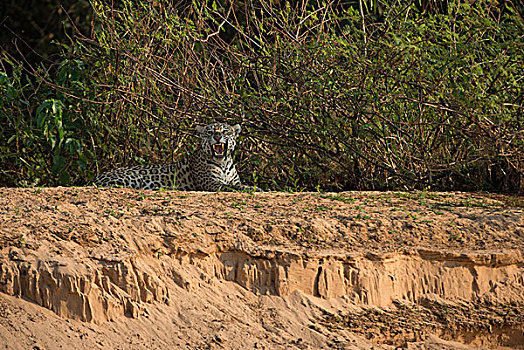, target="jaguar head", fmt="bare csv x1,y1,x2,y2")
196,123,241,161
